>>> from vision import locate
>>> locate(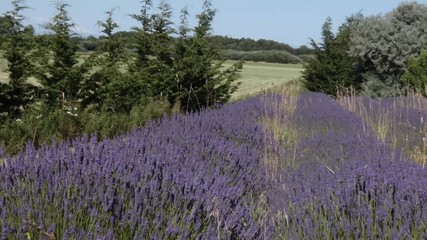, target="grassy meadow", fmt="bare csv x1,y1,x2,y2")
0,53,7,83
228,61,303,100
